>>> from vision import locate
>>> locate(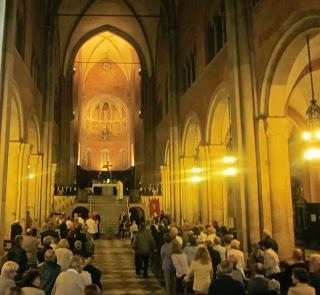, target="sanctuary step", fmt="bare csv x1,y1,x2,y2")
89,195,127,239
